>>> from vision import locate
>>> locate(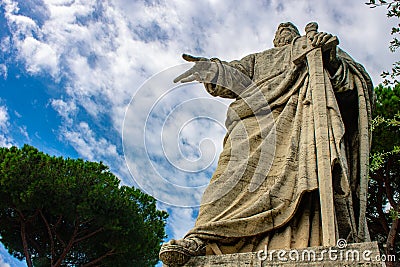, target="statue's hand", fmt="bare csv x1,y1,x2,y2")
173,54,218,83
311,32,340,74
310,32,335,47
